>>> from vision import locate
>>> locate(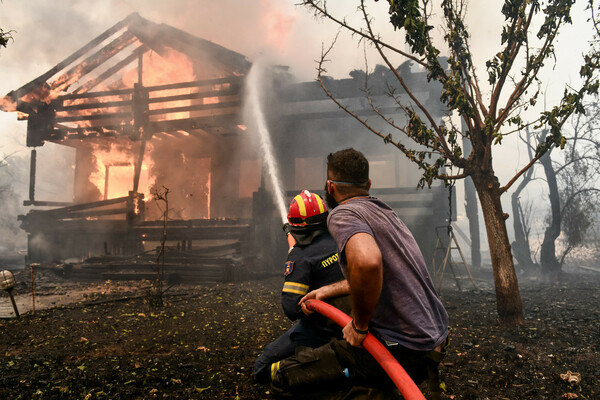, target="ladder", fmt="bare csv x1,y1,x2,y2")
431,226,477,292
